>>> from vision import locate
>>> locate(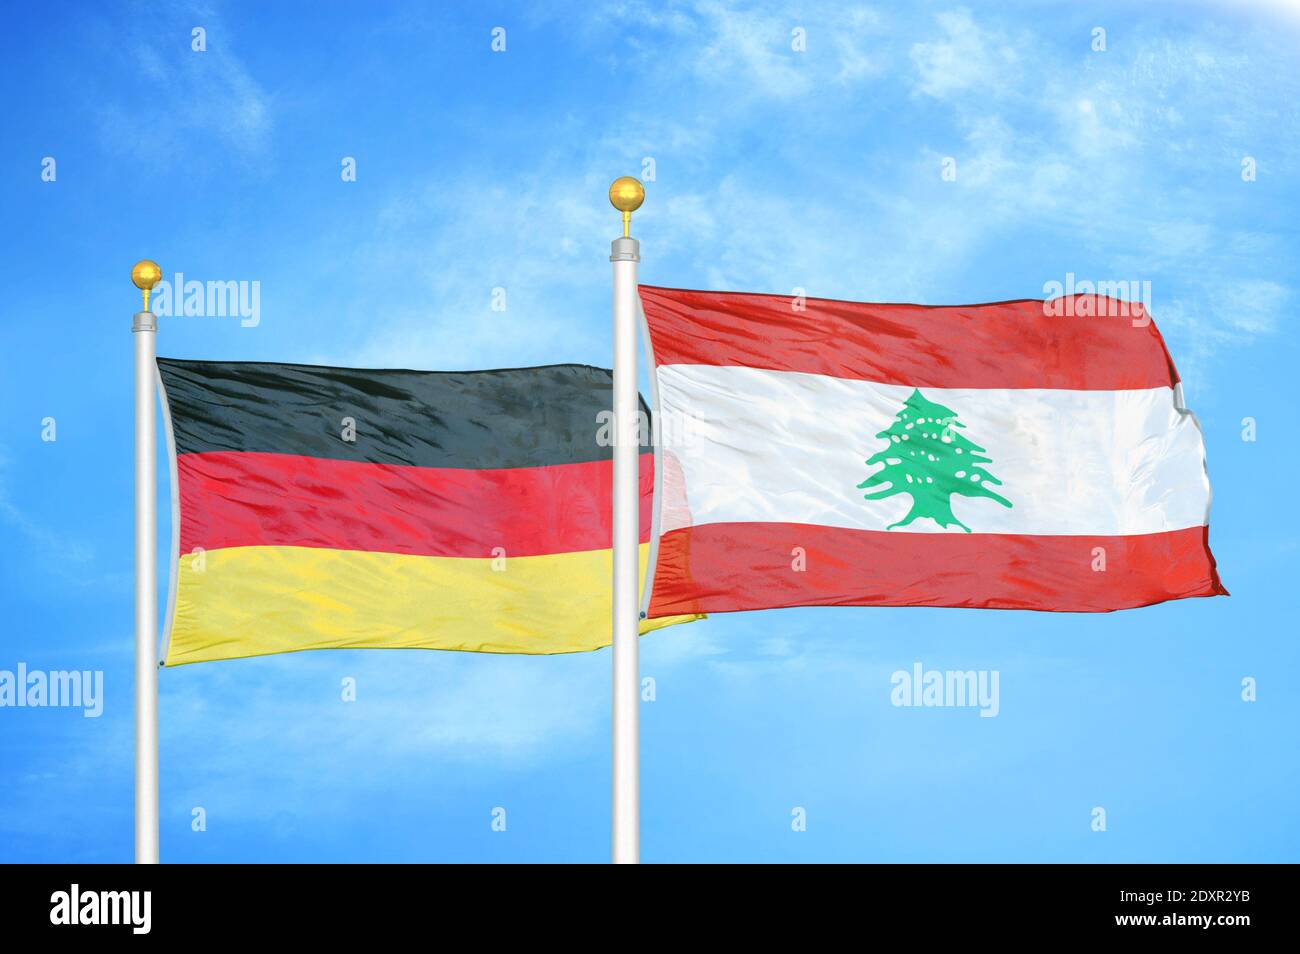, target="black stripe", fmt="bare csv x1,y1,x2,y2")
157,359,650,469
